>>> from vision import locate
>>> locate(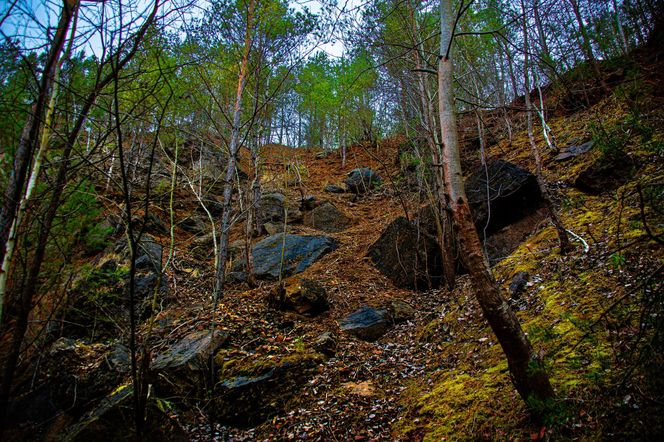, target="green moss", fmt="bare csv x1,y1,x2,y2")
215,347,323,380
